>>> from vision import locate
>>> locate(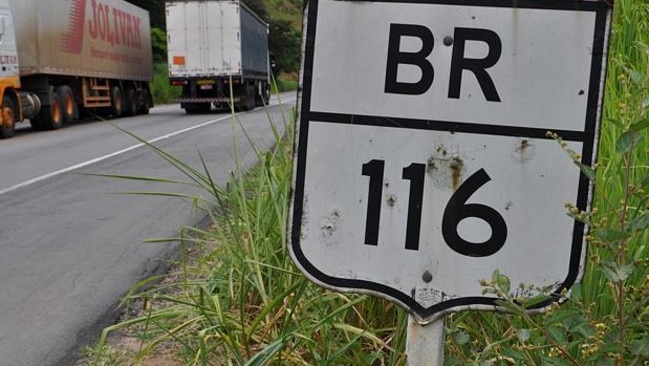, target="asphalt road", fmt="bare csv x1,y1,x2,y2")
0,93,296,366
